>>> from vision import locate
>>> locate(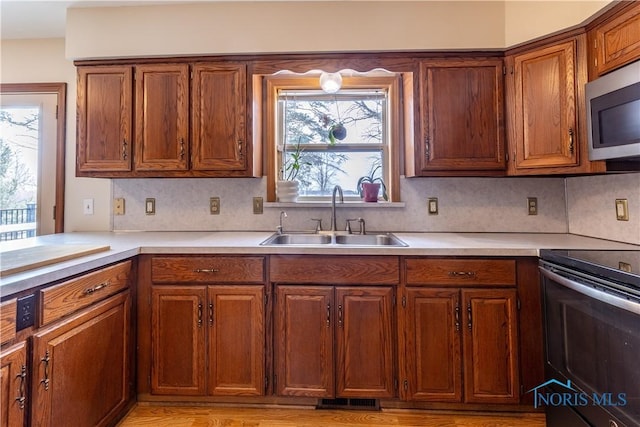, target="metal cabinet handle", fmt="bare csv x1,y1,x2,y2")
338,304,343,328
197,303,203,327
425,137,430,161
568,128,574,154
454,304,460,331
467,302,472,330
448,271,476,278
237,140,244,160
15,365,26,409
193,268,220,273
40,351,50,391
208,302,214,326
326,303,331,327
83,281,109,295
179,138,185,160
122,139,128,160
